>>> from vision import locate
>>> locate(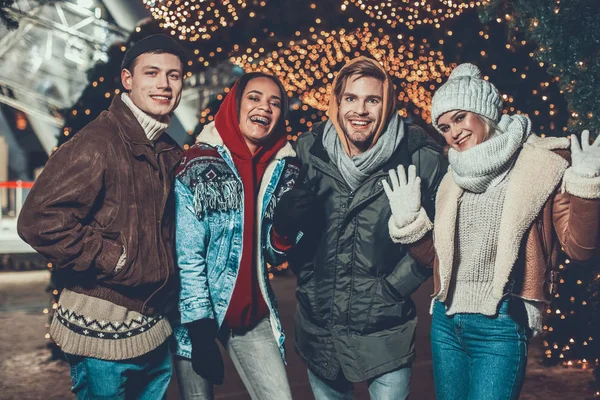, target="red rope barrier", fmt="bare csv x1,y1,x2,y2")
0,181,35,189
